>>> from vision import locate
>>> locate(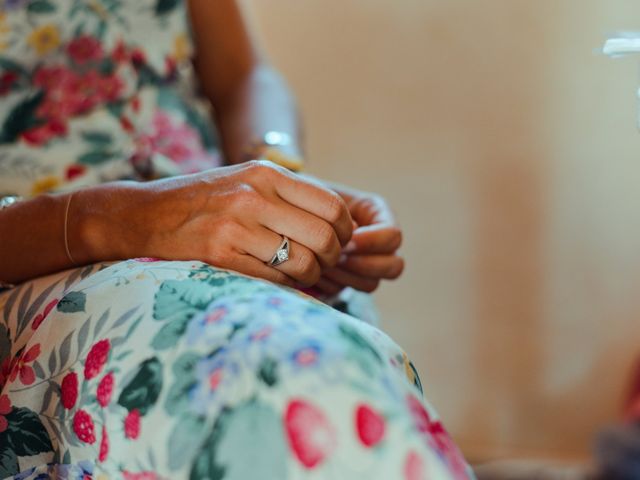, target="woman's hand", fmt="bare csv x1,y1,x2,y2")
313,183,404,295
74,161,353,287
